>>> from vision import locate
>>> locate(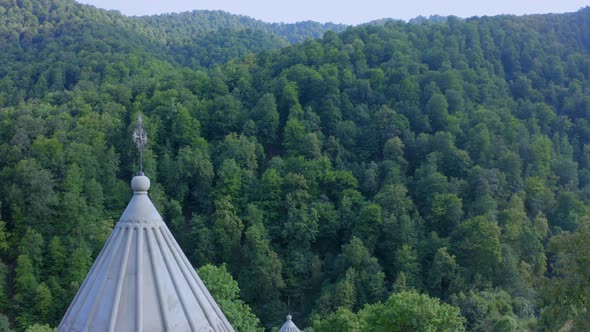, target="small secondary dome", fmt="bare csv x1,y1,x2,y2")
58,175,234,332
279,315,301,332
